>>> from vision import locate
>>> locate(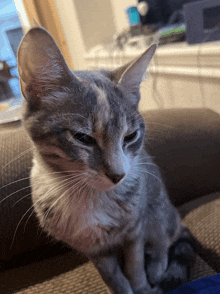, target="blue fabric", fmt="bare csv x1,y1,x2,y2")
169,275,220,294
